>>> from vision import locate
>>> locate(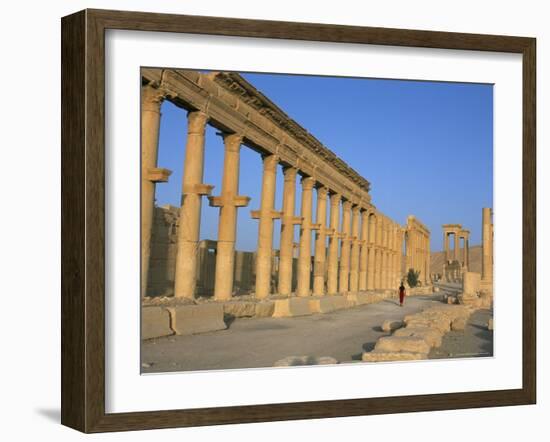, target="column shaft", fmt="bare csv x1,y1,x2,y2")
367,214,376,290
444,232,449,261
349,206,361,292
359,210,369,291
454,233,459,261
278,167,298,295
327,193,341,295
254,155,279,298
374,217,383,289
174,111,210,299
482,208,493,282
209,134,249,301
313,187,329,295
296,177,315,296
339,201,352,293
